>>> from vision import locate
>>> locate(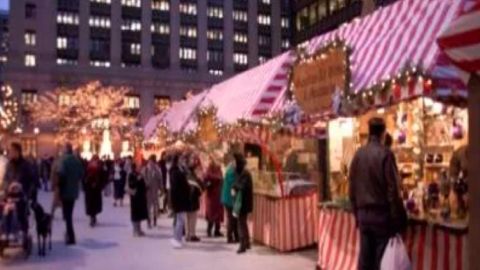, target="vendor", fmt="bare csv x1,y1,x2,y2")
449,144,468,180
